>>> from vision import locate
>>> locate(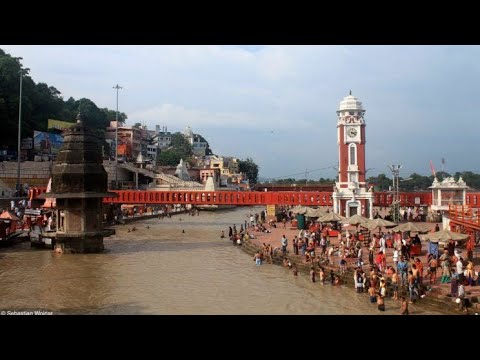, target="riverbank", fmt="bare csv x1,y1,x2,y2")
239,222,478,315
107,208,476,314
